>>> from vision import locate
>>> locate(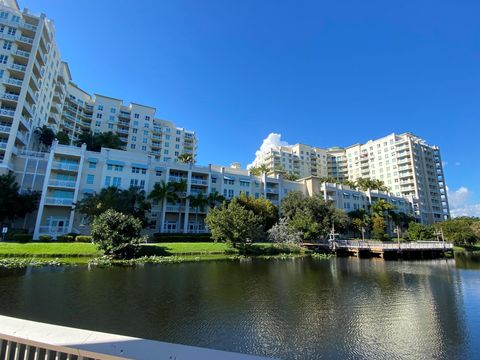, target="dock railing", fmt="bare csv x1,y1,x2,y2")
334,240,453,251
